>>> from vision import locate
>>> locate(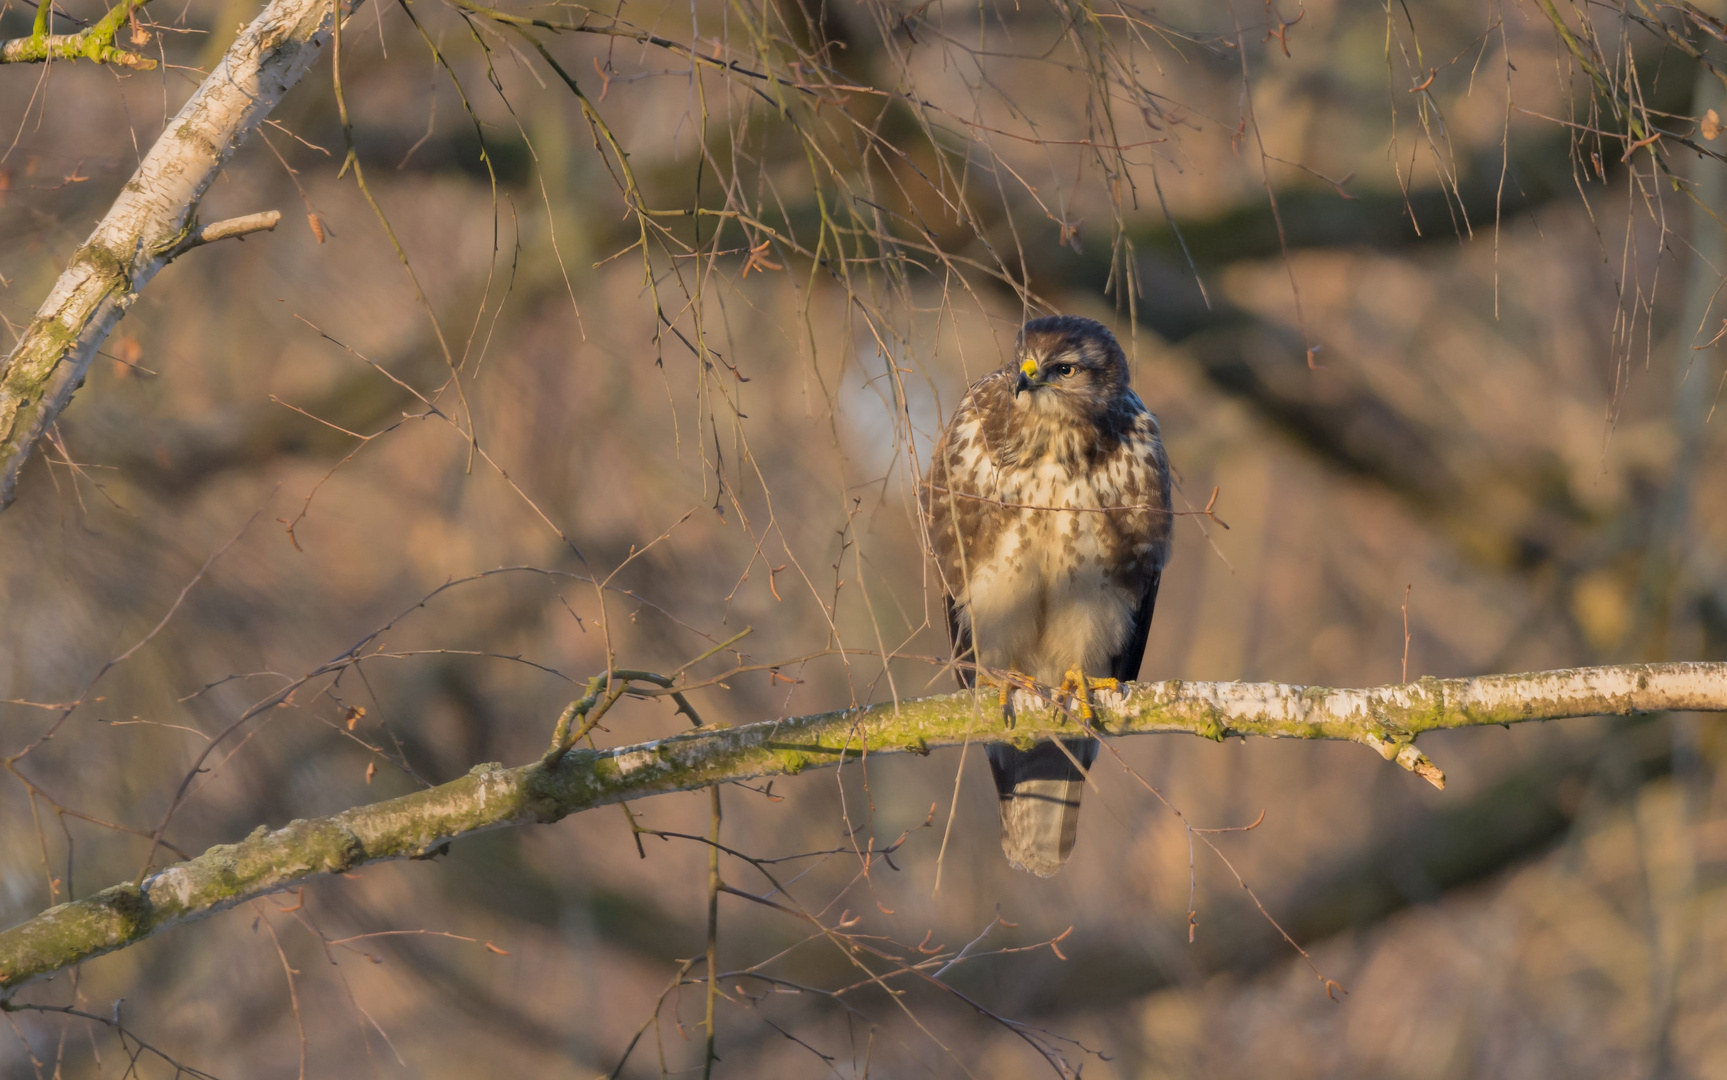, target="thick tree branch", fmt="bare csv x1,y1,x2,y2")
0,0,348,509
0,662,1721,1000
